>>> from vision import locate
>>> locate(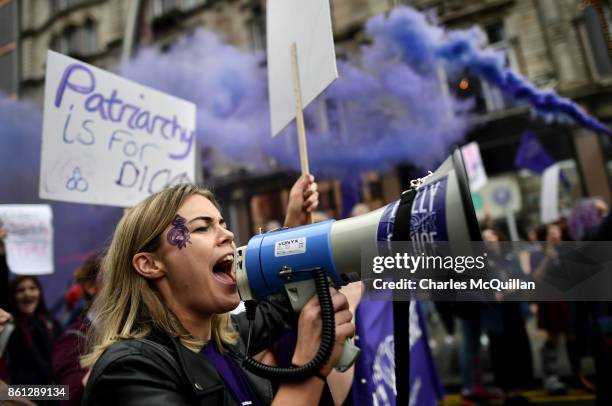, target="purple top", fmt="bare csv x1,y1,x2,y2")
201,342,260,406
